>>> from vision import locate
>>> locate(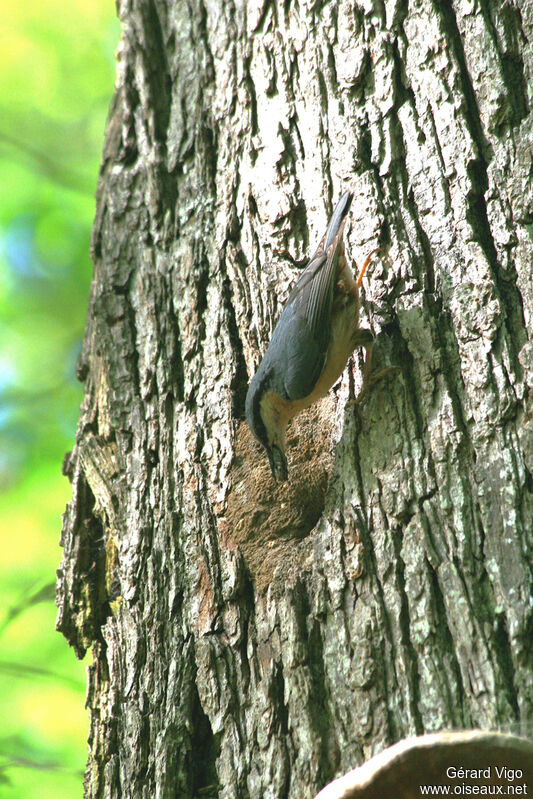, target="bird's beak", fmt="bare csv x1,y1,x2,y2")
267,445,288,483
